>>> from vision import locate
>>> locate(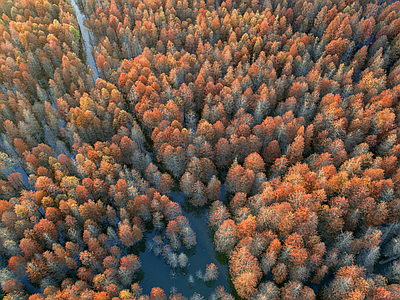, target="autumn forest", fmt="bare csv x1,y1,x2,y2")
1,0,400,298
